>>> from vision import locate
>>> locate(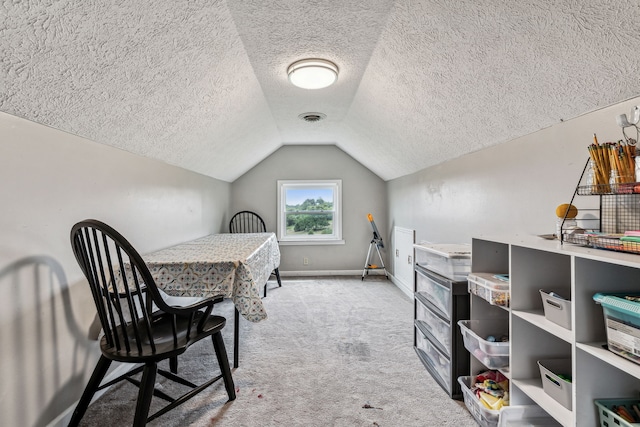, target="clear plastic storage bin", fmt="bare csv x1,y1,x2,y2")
540,290,572,330
414,243,471,281
458,319,509,369
458,376,501,427
498,405,561,426
468,273,510,307
593,292,640,365
538,359,572,410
